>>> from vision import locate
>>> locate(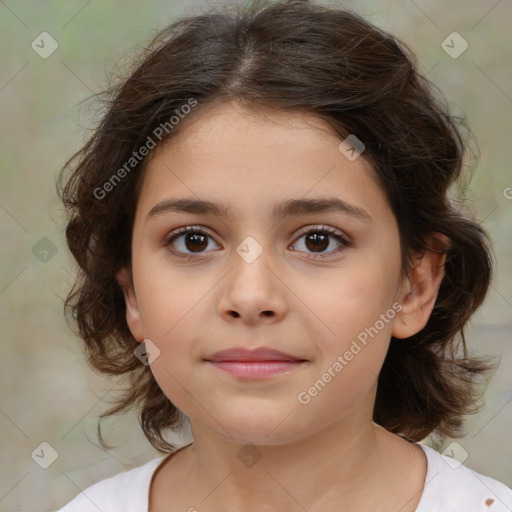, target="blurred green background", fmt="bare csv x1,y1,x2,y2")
1,0,511,510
